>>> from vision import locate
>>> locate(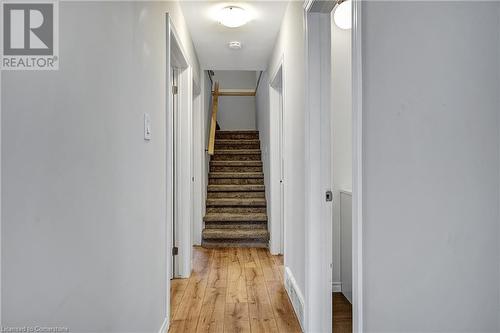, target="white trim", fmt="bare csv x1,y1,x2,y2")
304,0,363,332
165,13,194,327
168,18,193,280
165,13,172,330
352,0,363,331
285,267,305,330
268,56,285,255
192,80,203,246
269,56,284,88
332,281,342,293
0,52,2,328
304,0,315,12
304,9,333,333
340,189,353,196
176,64,193,279
158,317,169,333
